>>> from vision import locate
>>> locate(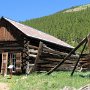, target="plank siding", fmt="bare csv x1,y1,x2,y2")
0,27,16,41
